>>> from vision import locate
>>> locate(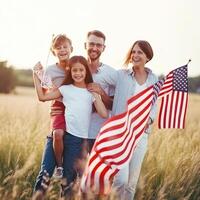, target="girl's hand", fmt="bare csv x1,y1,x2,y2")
91,92,101,100
92,92,108,118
